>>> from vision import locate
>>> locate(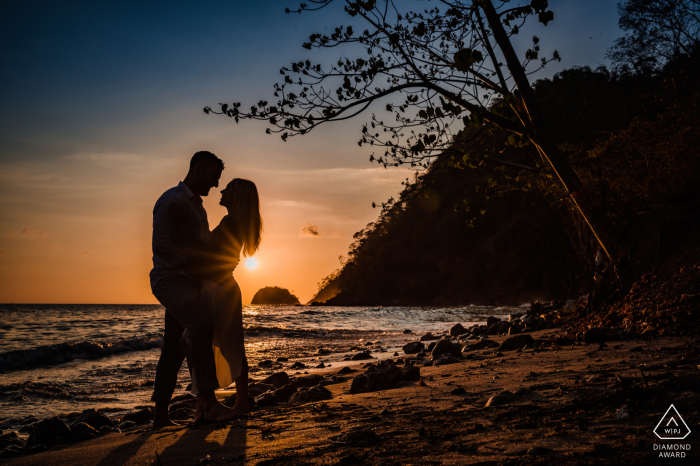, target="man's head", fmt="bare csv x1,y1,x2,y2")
183,151,224,196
